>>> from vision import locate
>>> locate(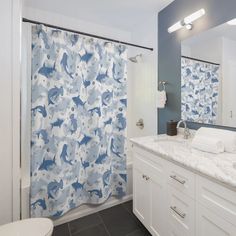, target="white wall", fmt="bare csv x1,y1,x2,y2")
23,7,132,42
182,37,222,63
129,14,158,140
222,37,236,126
181,45,191,57
0,0,13,225
0,0,21,225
